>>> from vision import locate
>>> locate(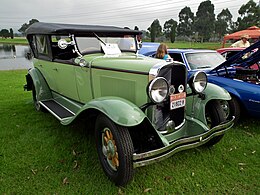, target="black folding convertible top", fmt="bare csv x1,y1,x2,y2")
26,22,141,37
